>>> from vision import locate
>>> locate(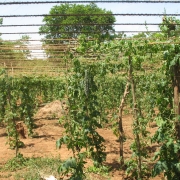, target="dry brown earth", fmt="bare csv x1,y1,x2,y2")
0,101,163,179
